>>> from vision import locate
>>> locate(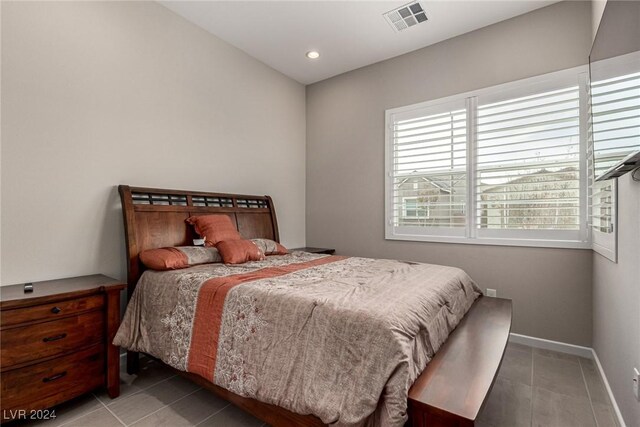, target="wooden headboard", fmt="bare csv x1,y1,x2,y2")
118,185,279,298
